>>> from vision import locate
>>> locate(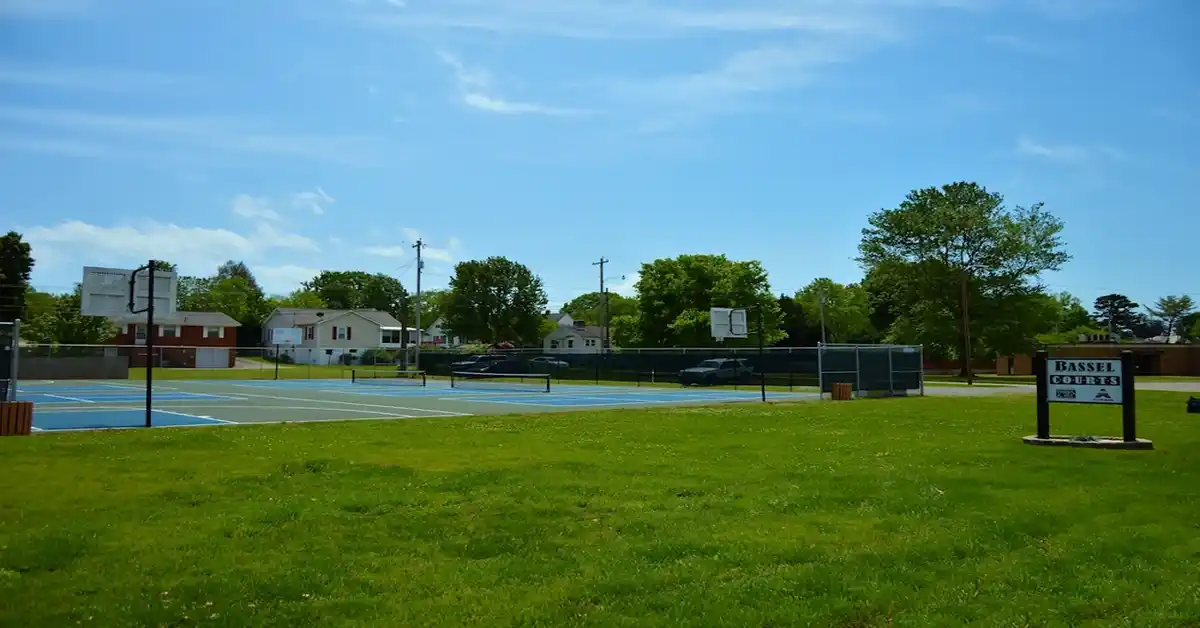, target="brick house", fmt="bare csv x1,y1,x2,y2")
997,343,1200,377
109,311,241,368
